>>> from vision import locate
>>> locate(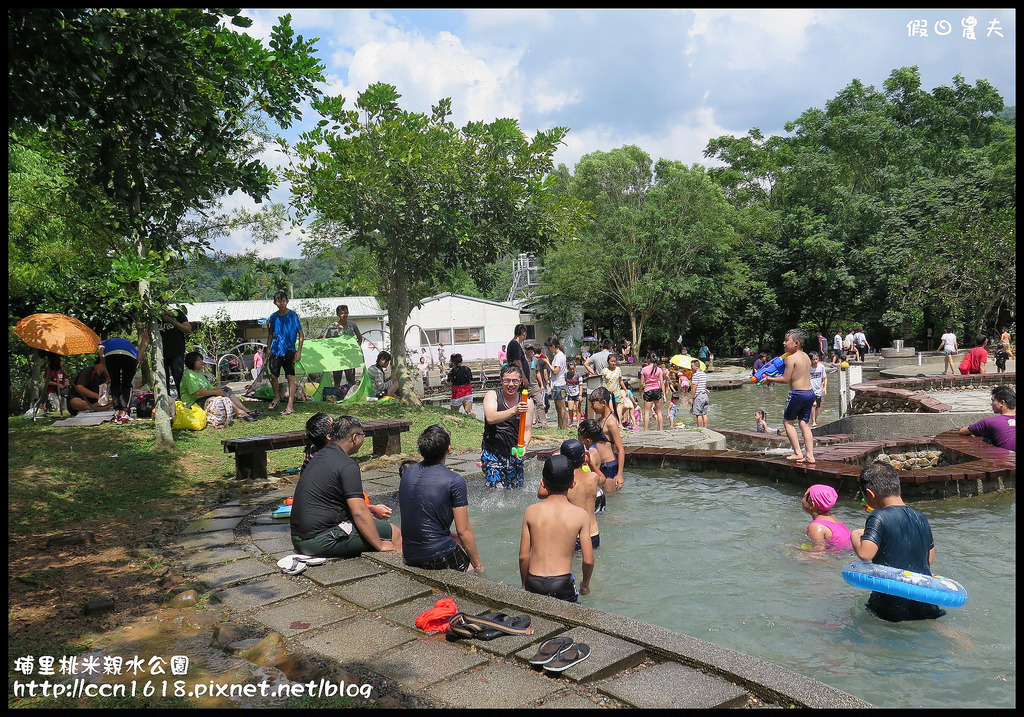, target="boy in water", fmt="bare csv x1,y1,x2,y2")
851,462,945,622
519,455,594,602
561,439,601,550
586,388,625,491
762,328,816,464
